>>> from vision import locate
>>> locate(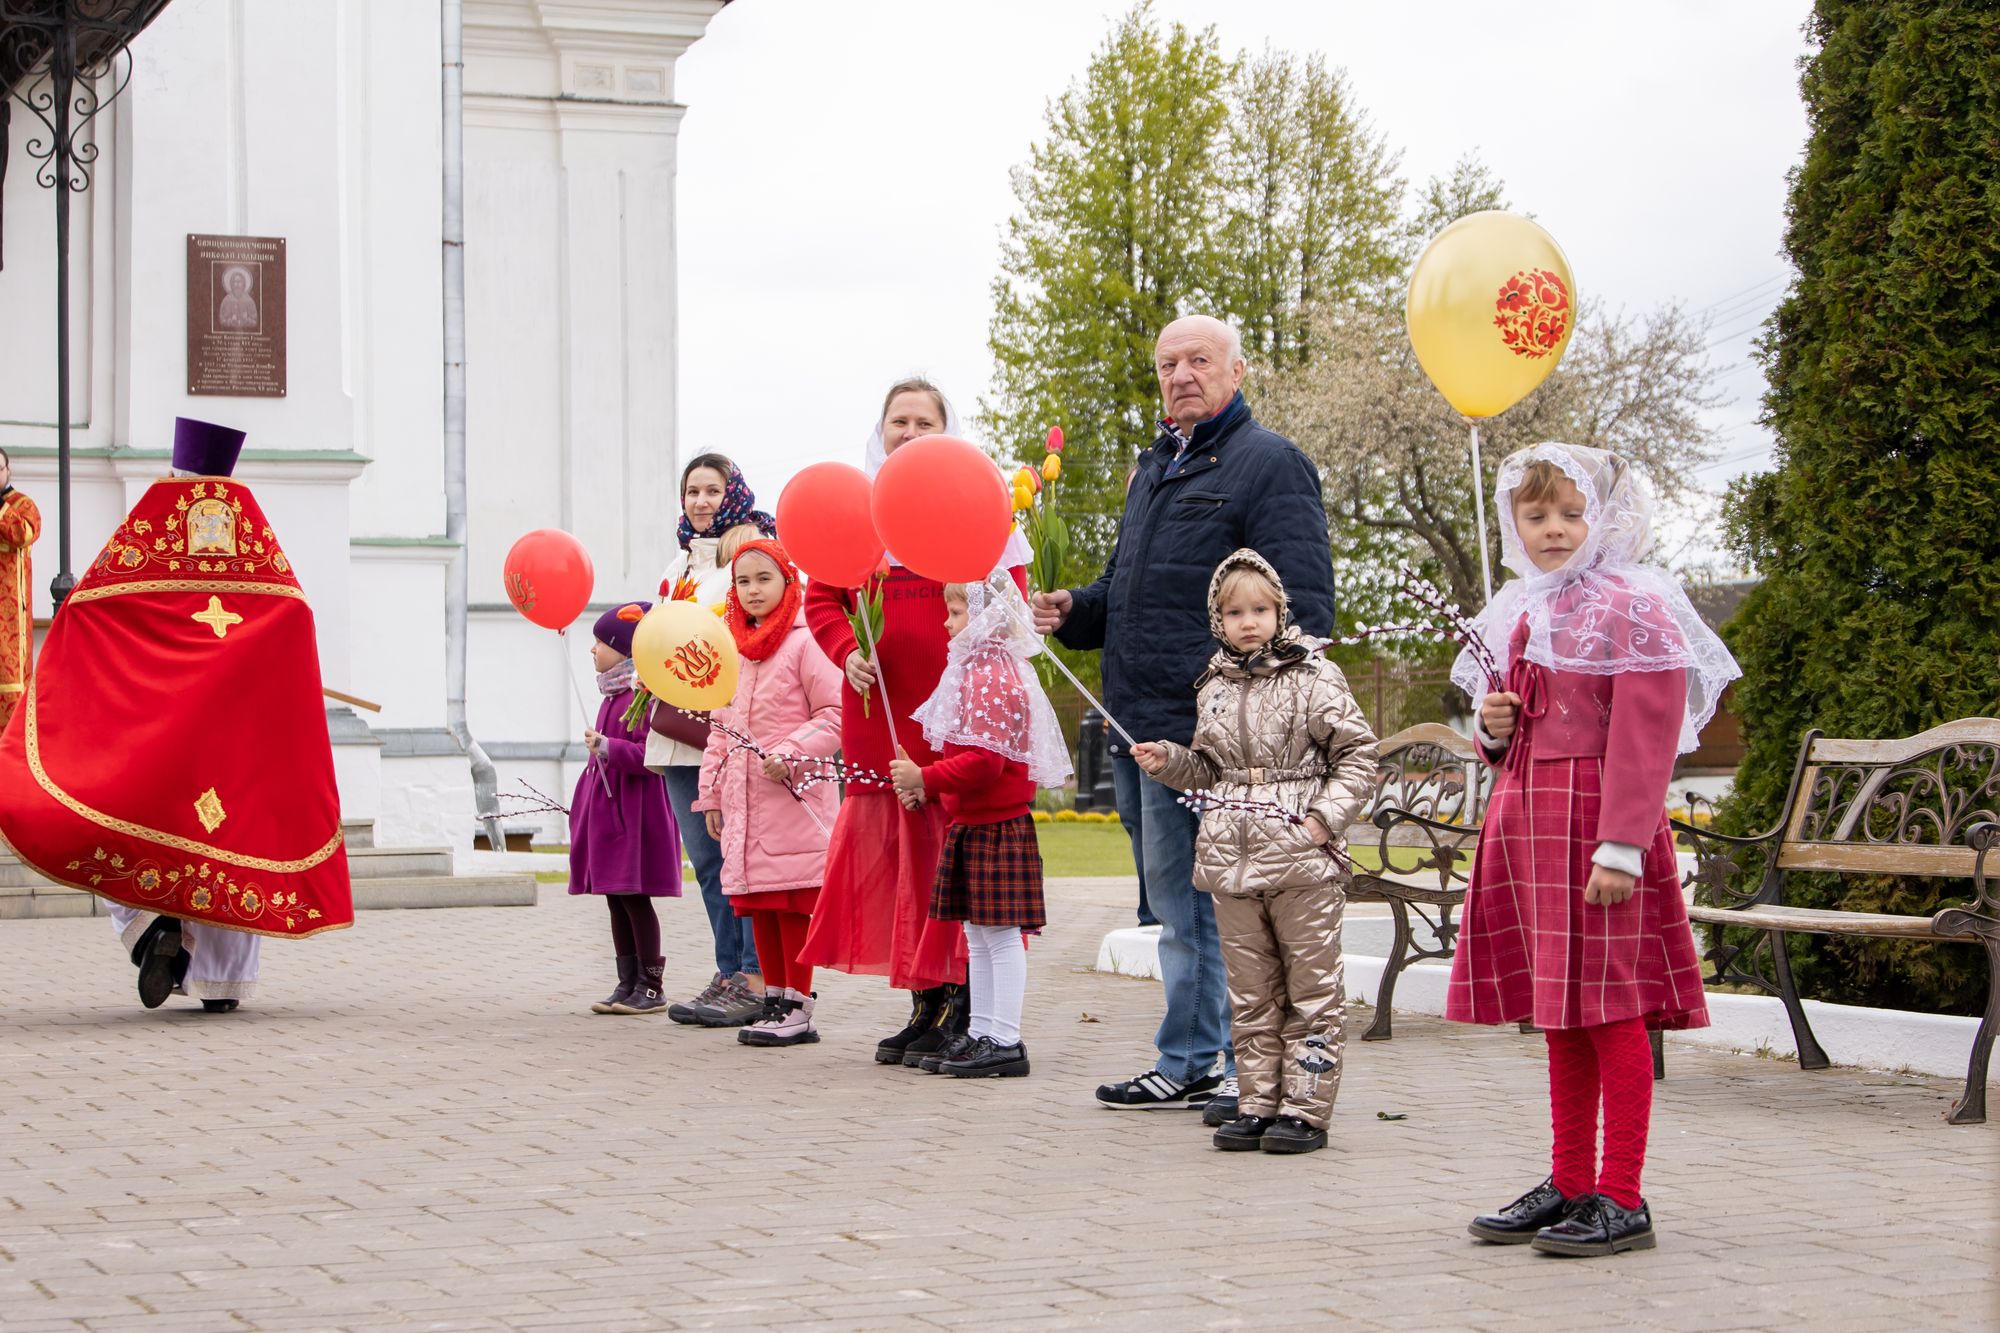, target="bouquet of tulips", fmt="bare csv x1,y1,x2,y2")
1012,426,1069,598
